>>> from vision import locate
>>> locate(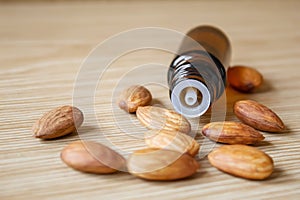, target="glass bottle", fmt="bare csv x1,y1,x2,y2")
168,25,231,117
